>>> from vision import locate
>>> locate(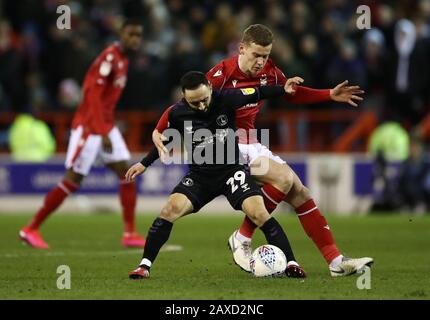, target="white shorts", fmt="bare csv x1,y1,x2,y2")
65,126,131,176
238,143,286,166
